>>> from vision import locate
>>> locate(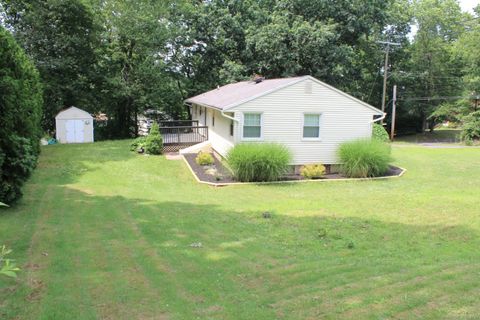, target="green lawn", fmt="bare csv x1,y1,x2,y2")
1,140,480,319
